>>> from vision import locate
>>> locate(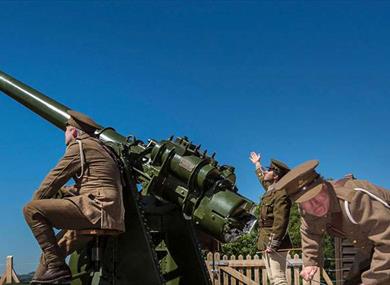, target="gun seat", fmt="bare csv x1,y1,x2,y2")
78,229,123,236
78,229,123,271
